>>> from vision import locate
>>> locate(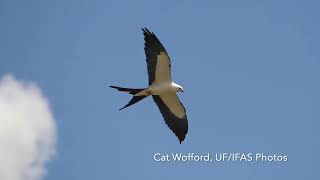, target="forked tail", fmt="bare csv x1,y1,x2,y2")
109,85,148,110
